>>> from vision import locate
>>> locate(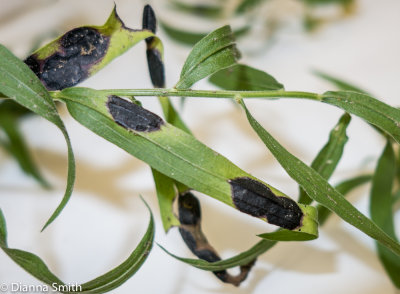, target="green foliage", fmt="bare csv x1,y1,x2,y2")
1,3,399,291
0,201,155,293
370,142,400,288
0,44,75,230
